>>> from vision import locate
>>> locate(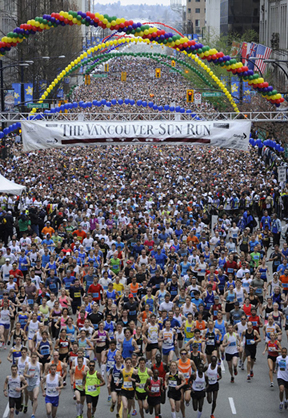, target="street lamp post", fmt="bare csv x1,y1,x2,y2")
240,56,264,78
